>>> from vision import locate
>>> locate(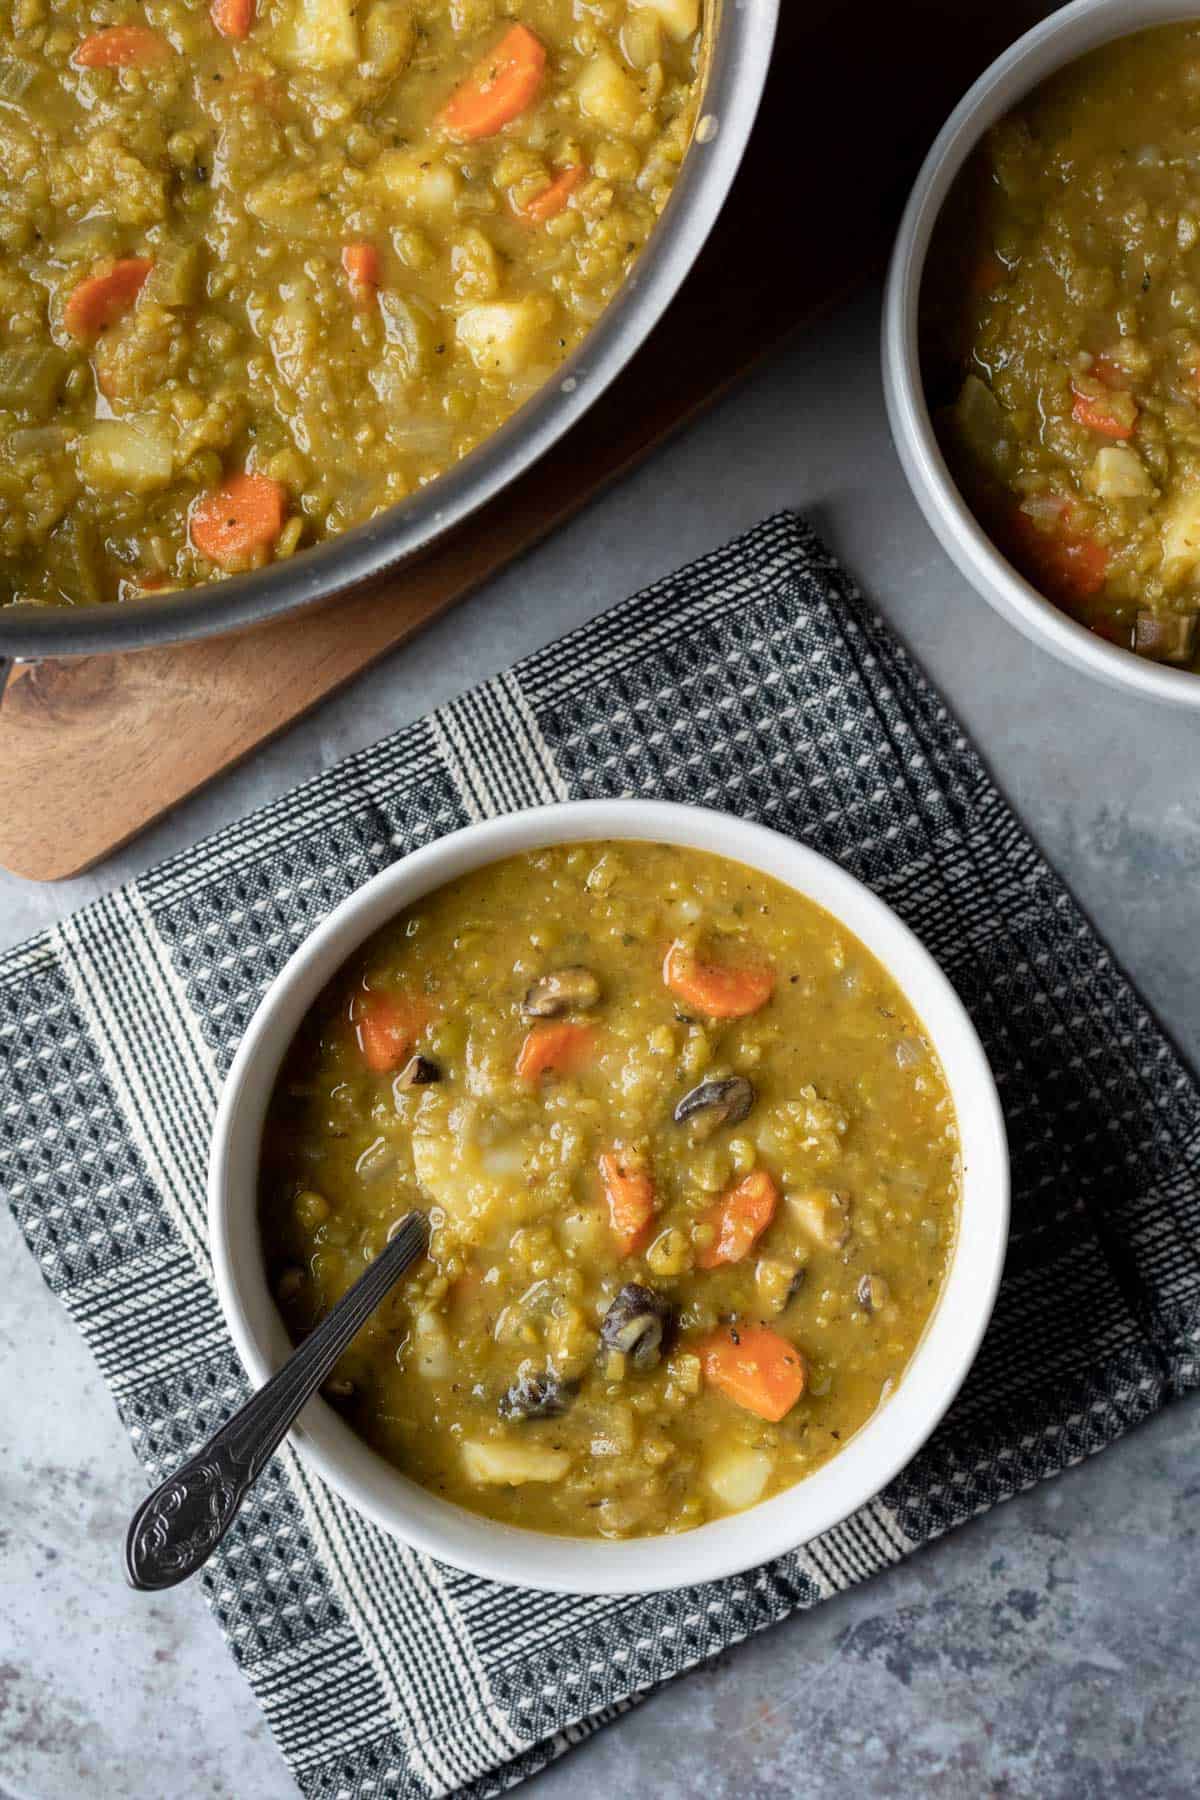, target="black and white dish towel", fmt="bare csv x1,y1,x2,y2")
3,515,1197,1798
